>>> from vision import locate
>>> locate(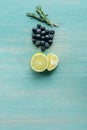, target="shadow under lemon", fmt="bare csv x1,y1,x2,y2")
31,64,59,77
